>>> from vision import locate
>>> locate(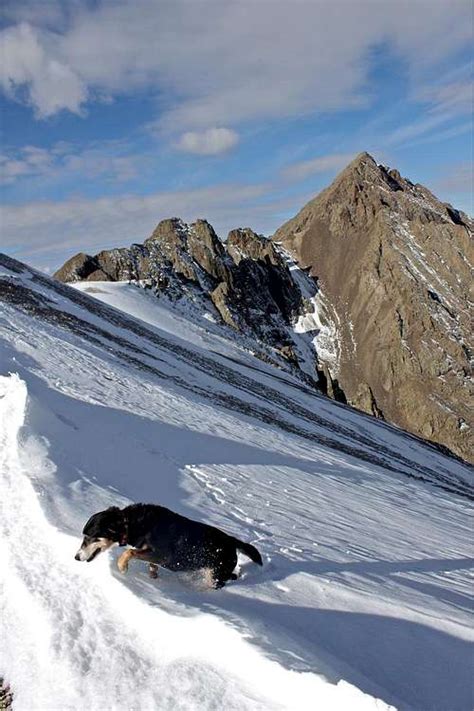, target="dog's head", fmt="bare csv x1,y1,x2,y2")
75,506,126,562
